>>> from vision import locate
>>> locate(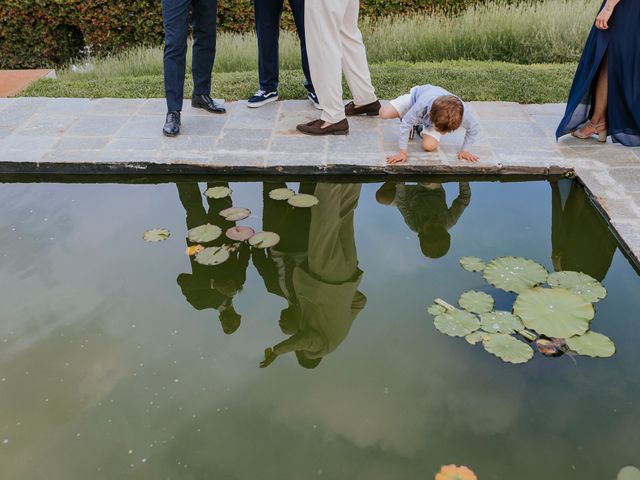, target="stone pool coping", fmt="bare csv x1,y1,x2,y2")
0,97,639,267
